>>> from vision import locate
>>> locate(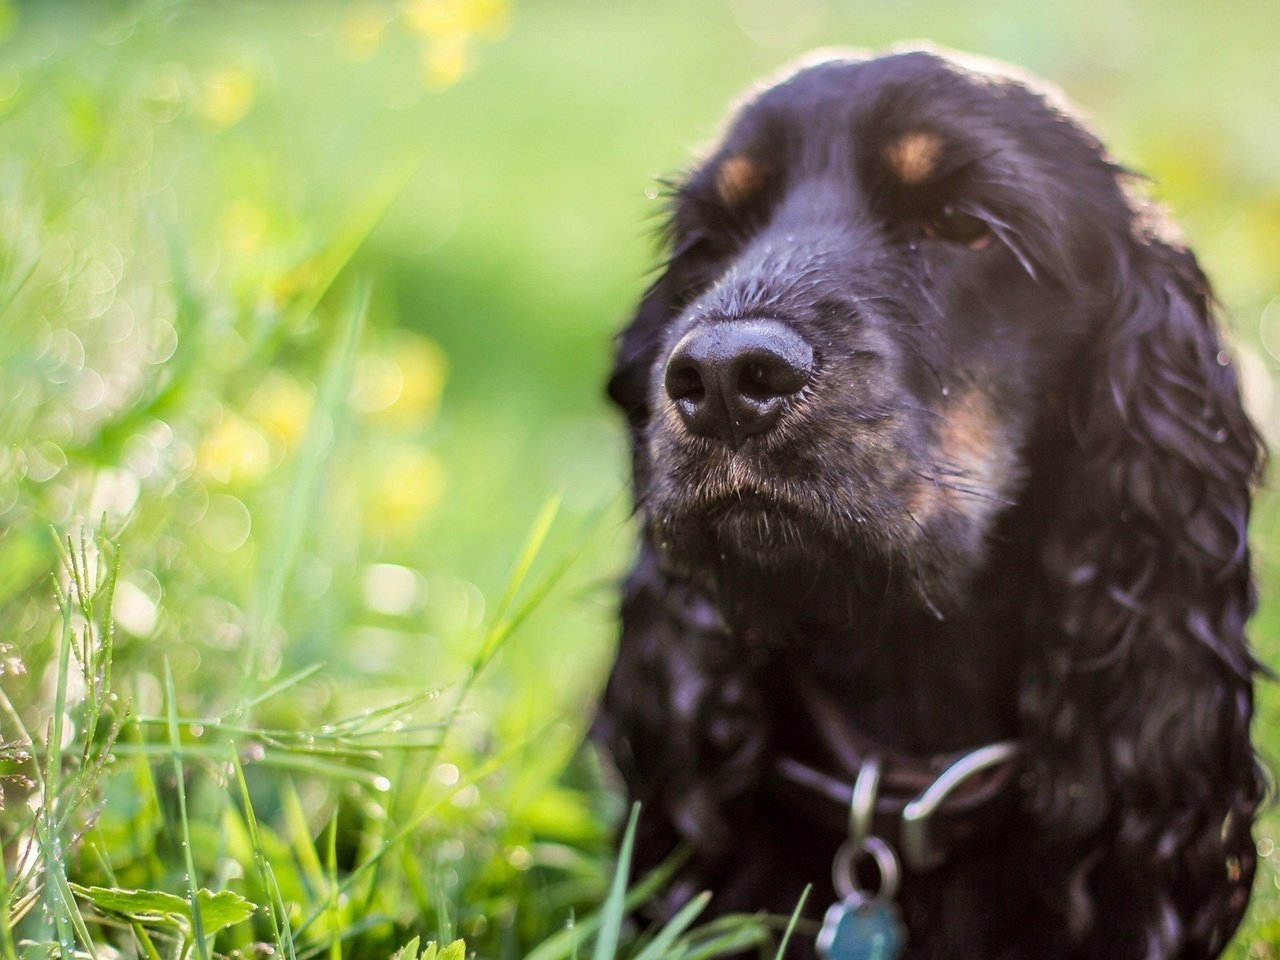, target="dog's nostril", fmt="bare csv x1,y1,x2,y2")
663,318,813,447
664,359,706,404
737,354,809,401
738,362,773,401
